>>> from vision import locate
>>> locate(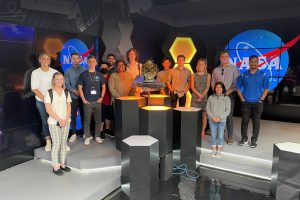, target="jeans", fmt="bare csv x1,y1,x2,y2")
241,102,263,142
170,92,186,108
226,93,235,139
70,98,84,135
36,100,50,139
208,120,226,146
83,102,101,138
